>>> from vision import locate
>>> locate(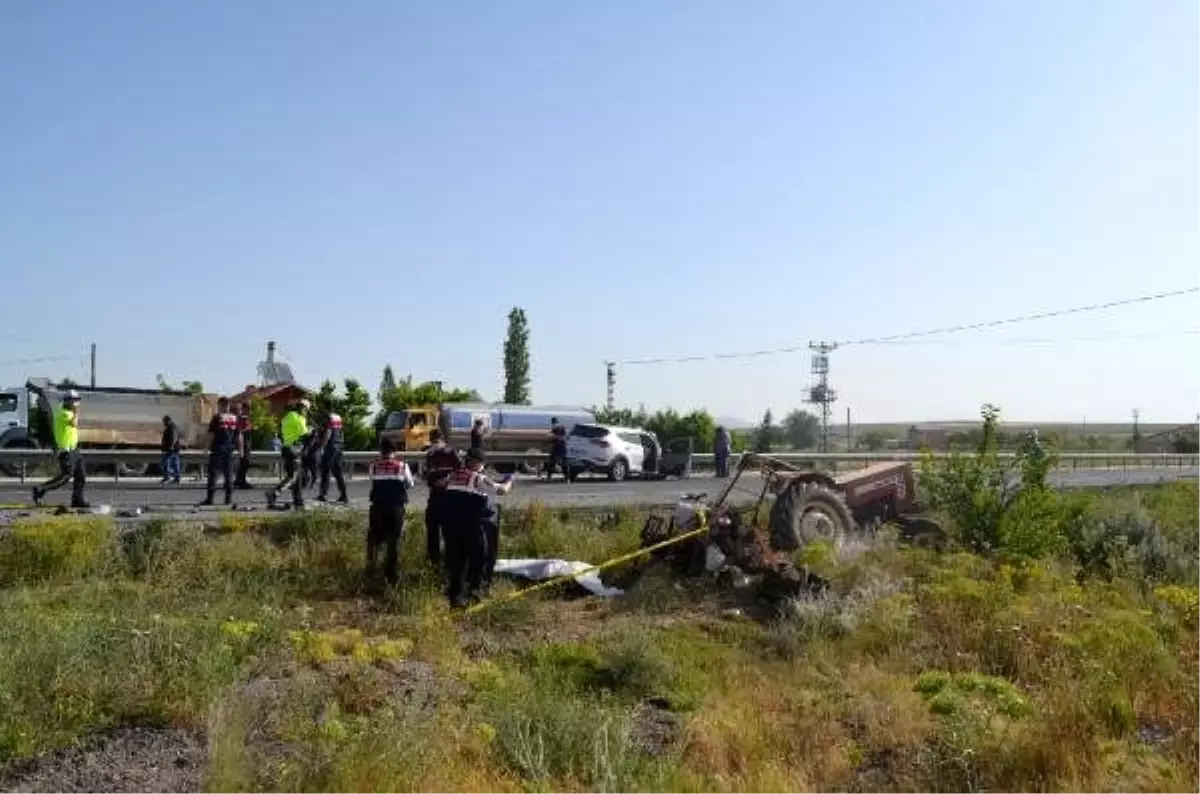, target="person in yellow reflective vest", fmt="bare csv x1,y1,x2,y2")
33,389,89,509
266,398,310,510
